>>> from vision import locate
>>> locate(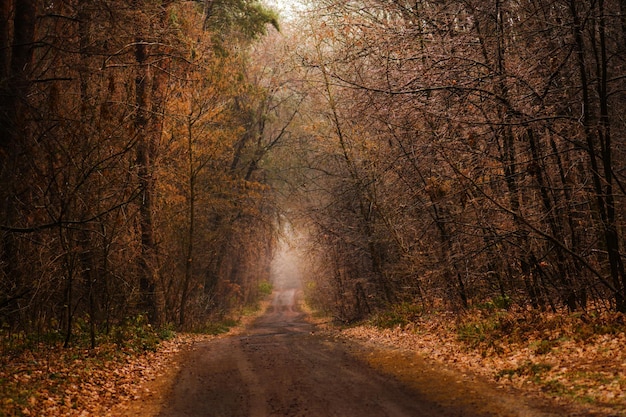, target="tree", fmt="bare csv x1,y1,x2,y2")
0,0,284,344
287,0,626,316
